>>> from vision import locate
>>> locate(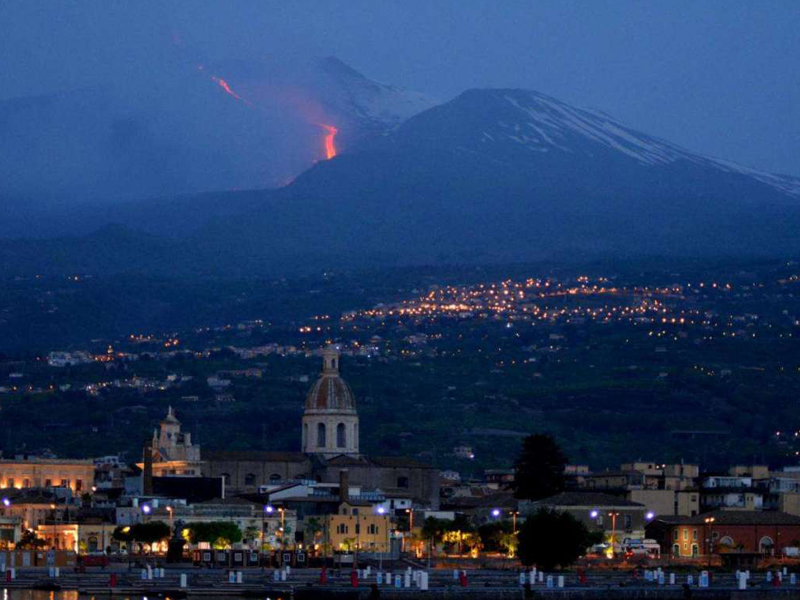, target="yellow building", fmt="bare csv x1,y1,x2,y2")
35,522,116,553
325,501,390,554
0,457,94,494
